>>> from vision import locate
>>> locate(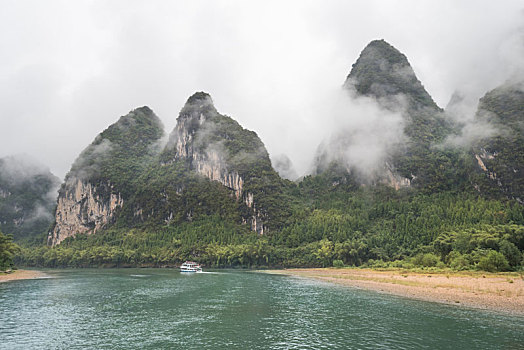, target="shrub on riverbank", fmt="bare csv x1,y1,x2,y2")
0,230,20,271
